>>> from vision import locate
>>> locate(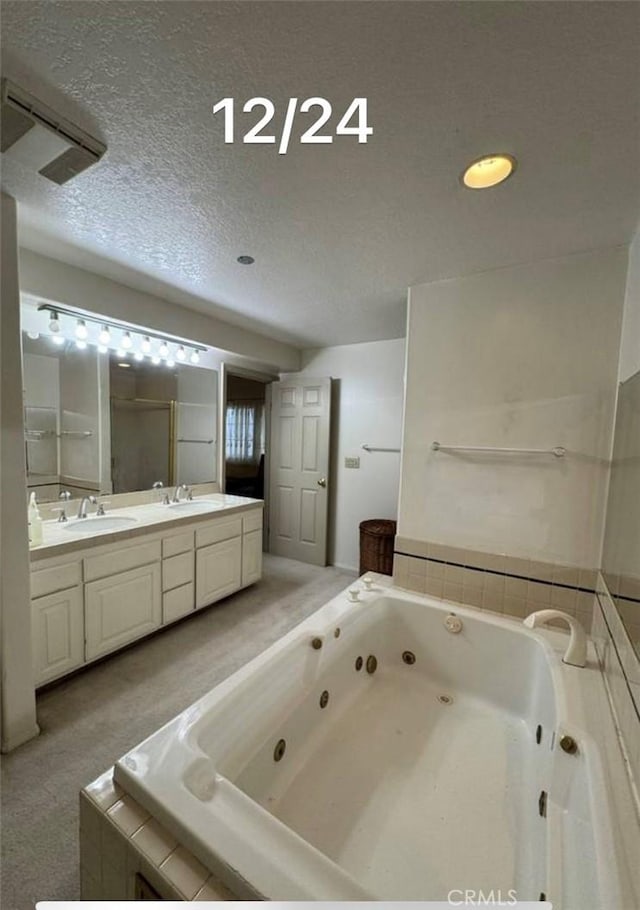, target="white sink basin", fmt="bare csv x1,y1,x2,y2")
166,500,223,512
64,516,138,533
